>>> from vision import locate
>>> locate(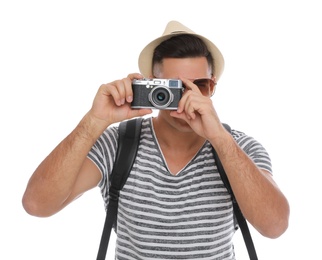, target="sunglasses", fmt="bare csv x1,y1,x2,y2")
184,78,216,96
